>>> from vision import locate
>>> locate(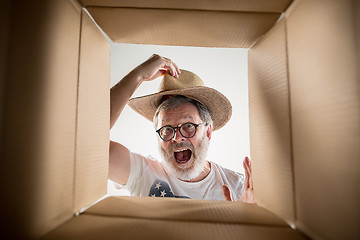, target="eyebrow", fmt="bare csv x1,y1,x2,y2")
161,114,196,125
